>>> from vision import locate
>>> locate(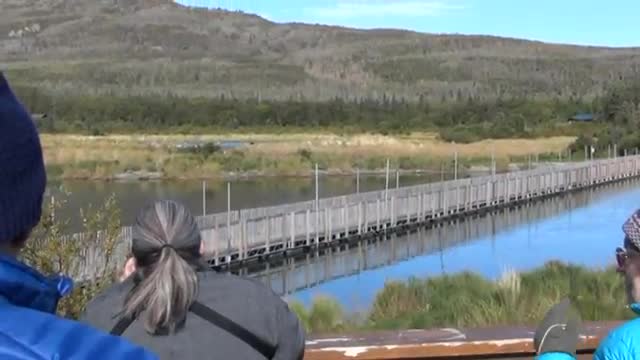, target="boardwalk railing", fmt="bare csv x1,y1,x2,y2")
64,155,640,281
199,155,640,263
